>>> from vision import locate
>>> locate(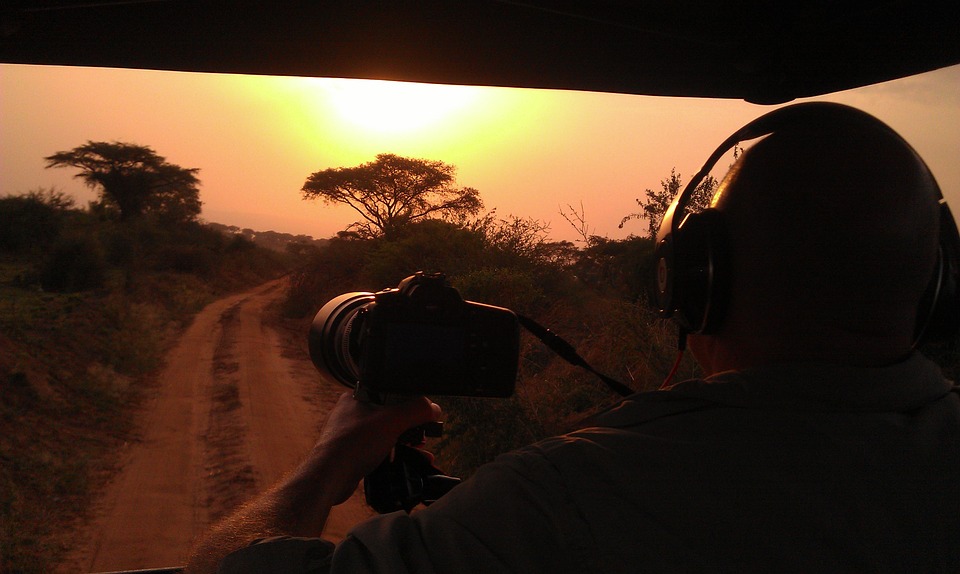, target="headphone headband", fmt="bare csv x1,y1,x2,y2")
657,102,922,251
652,102,959,345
